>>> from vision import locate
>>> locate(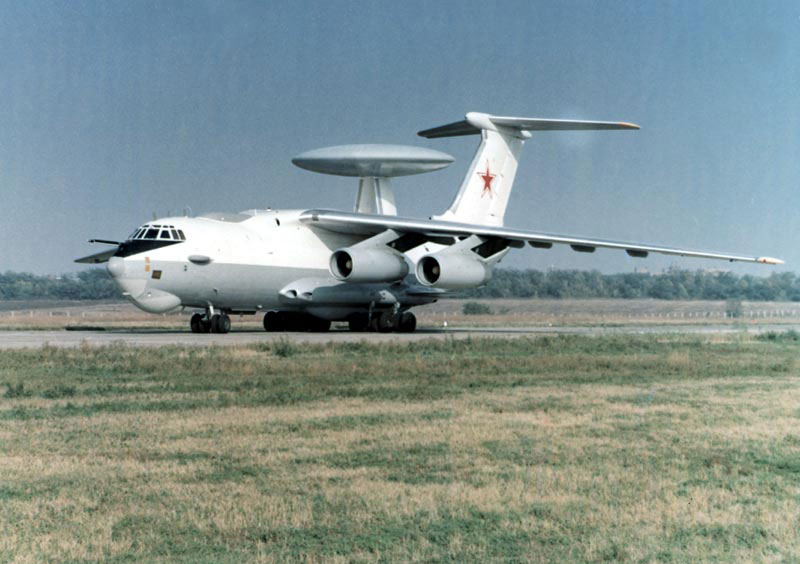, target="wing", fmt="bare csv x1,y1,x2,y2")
299,209,783,265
